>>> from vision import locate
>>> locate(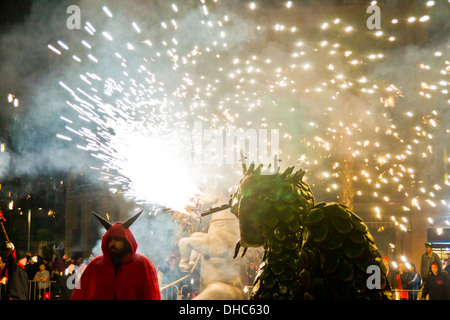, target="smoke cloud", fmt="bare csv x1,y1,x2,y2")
0,146,11,179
